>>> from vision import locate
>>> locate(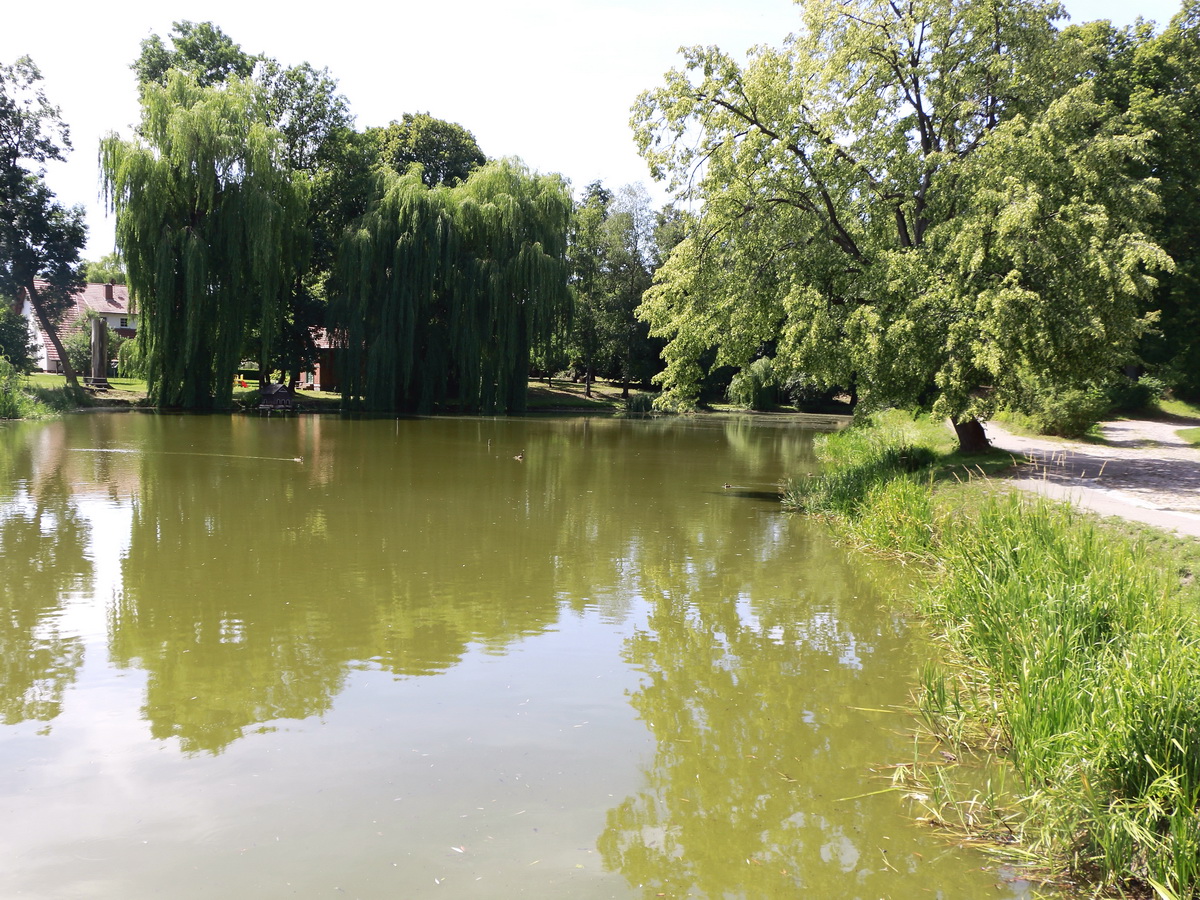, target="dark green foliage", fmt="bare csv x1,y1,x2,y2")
133,21,257,88
567,182,664,397
259,60,353,173
0,57,86,386
371,113,487,188
624,392,654,415
1108,374,1167,412
0,304,33,371
779,373,841,410
62,314,122,376
333,160,571,414
1064,4,1200,399
102,72,307,409
61,325,90,376
1007,372,1112,437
